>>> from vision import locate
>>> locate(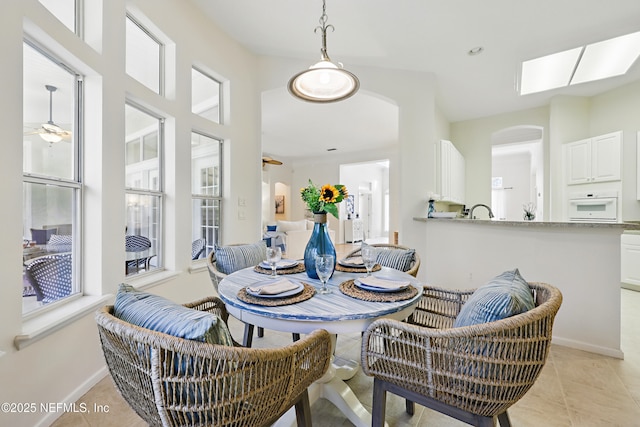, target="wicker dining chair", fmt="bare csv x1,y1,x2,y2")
362,281,563,427
191,238,206,260
24,252,72,303
344,243,421,277
125,234,152,272
96,296,332,427
206,243,276,345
